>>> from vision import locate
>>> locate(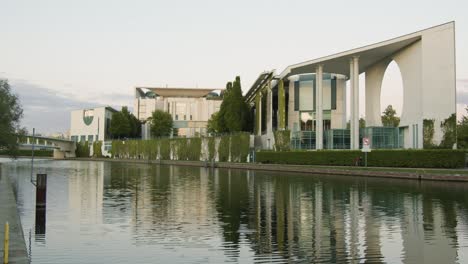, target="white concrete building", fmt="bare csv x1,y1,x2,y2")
70,106,117,142
134,87,223,138
246,22,456,150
